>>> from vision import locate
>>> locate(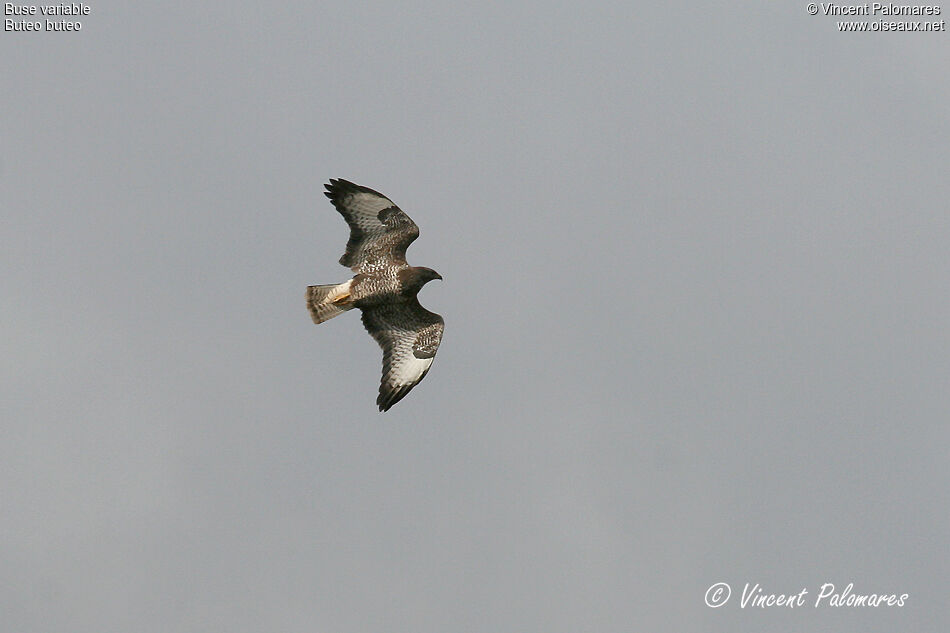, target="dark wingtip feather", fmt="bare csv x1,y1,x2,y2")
324,179,351,209
377,384,412,412
326,178,392,201
326,178,358,193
